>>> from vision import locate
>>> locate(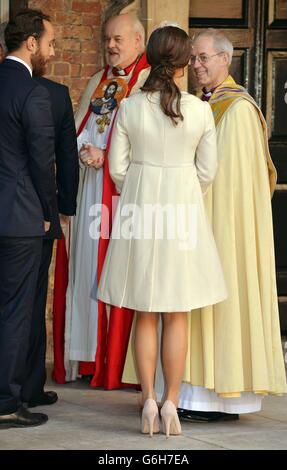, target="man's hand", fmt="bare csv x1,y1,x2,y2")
59,214,70,227
79,144,105,169
44,221,50,232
